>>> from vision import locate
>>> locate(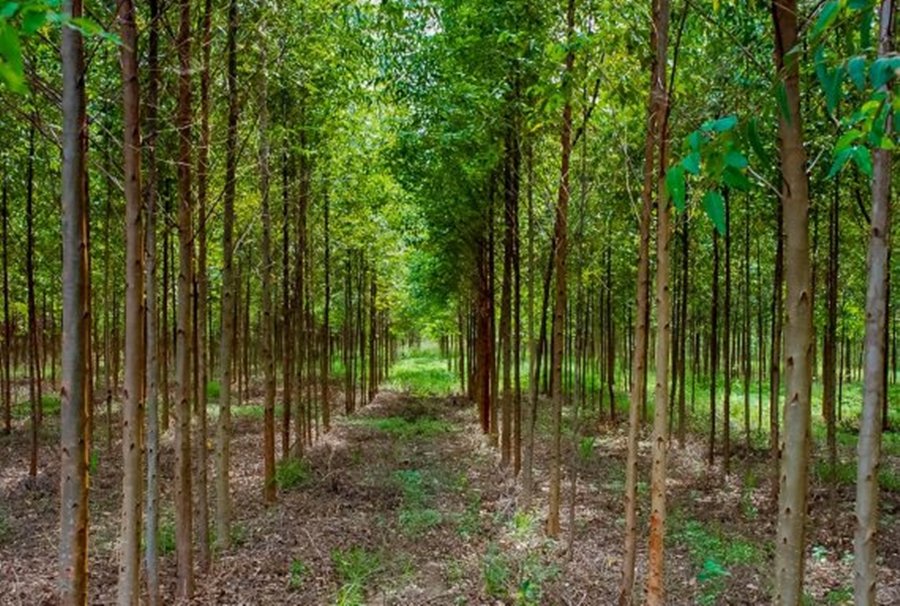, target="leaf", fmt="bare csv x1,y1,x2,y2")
703,190,726,235
21,7,46,34
747,118,770,164
697,559,730,583
828,147,854,178
722,167,752,191
666,165,686,212
835,129,862,152
682,152,701,176
870,57,894,89
0,23,23,89
688,130,702,152
708,115,737,133
0,3,19,19
853,145,873,177
847,56,867,90
724,150,748,169
812,1,841,39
